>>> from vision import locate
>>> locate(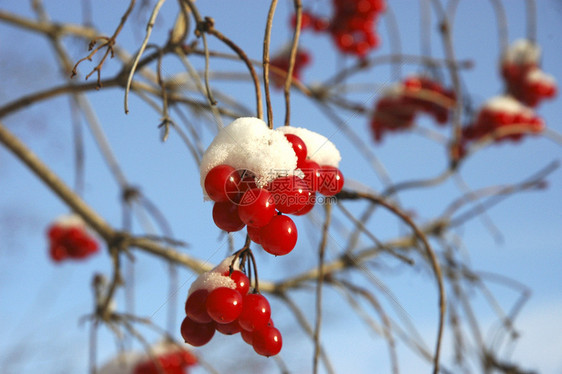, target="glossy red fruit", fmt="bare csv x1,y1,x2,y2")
268,176,310,214
206,287,243,324
185,289,212,323
238,170,258,194
241,328,254,345
133,349,197,374
215,319,242,335
252,326,283,357
212,201,245,232
317,166,344,196
238,293,272,332
204,164,241,203
292,191,316,216
47,223,99,262
224,270,250,296
247,225,261,244
238,188,276,227
297,158,320,191
259,215,298,256
180,316,215,347
284,133,308,165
